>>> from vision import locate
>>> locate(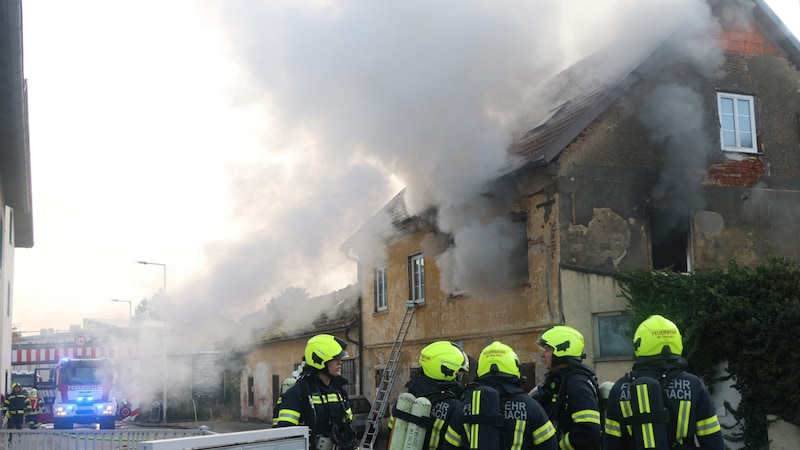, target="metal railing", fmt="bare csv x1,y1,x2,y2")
139,427,309,450
0,428,206,450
